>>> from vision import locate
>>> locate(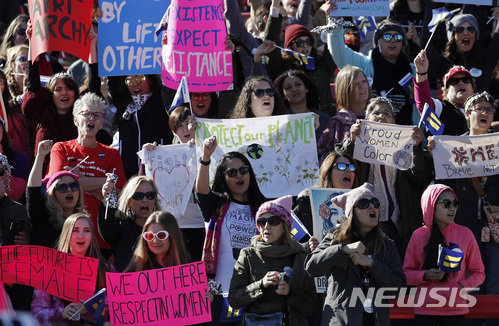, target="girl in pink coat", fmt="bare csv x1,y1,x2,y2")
403,184,485,325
